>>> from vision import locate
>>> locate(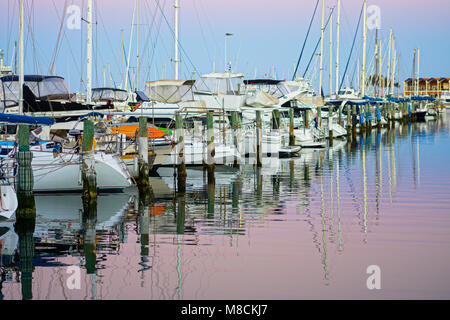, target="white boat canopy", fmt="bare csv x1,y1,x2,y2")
145,80,195,104
195,72,245,95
